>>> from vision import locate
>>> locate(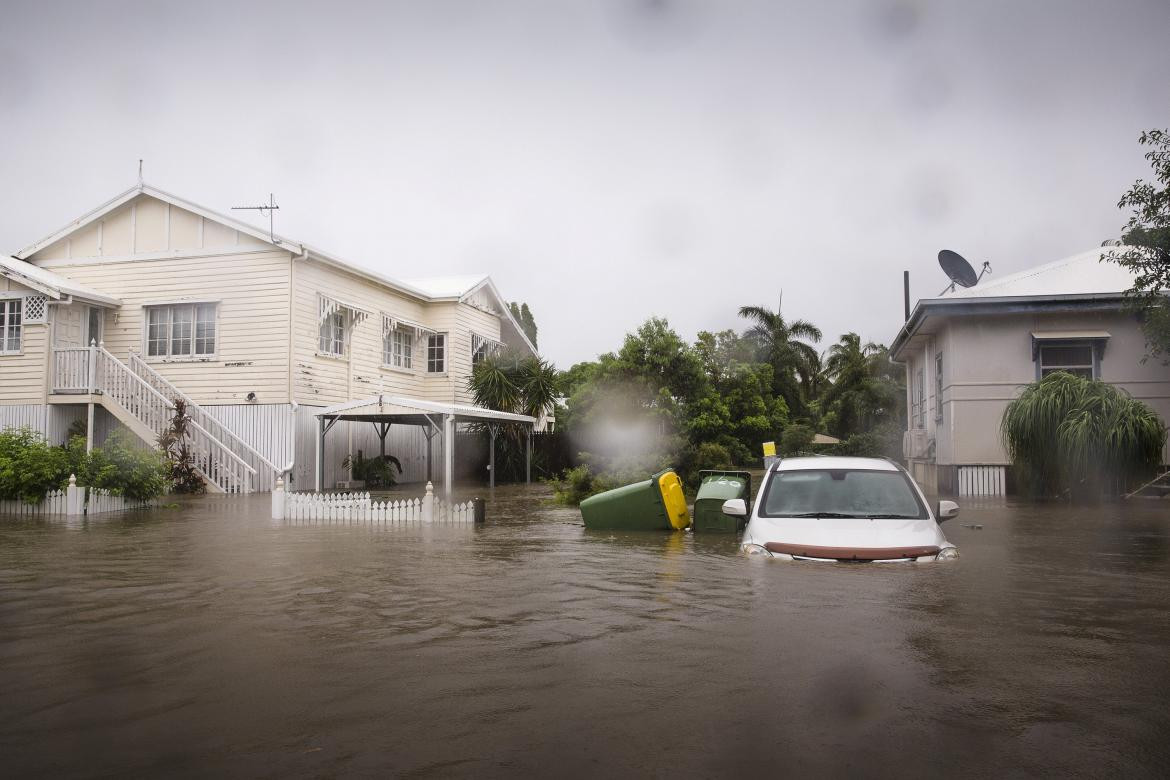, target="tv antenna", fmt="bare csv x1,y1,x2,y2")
232,193,280,243
937,249,991,296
